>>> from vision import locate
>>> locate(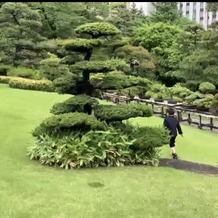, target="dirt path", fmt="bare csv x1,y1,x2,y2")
159,158,218,176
